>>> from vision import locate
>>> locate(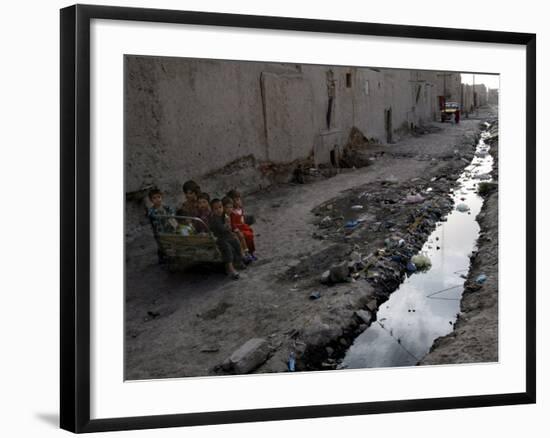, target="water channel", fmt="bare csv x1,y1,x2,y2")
340,126,494,369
